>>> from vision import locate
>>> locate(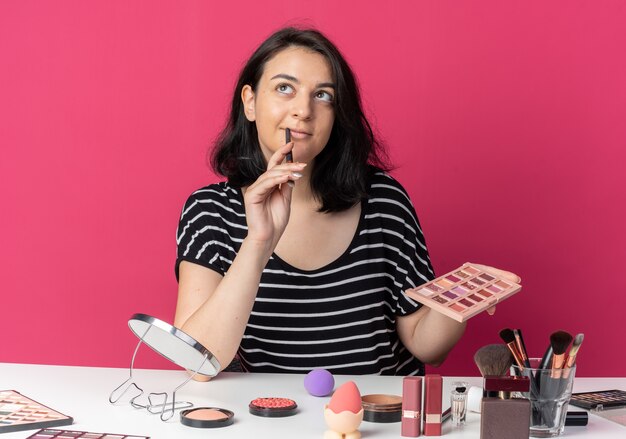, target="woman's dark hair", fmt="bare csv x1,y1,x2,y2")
211,27,392,212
